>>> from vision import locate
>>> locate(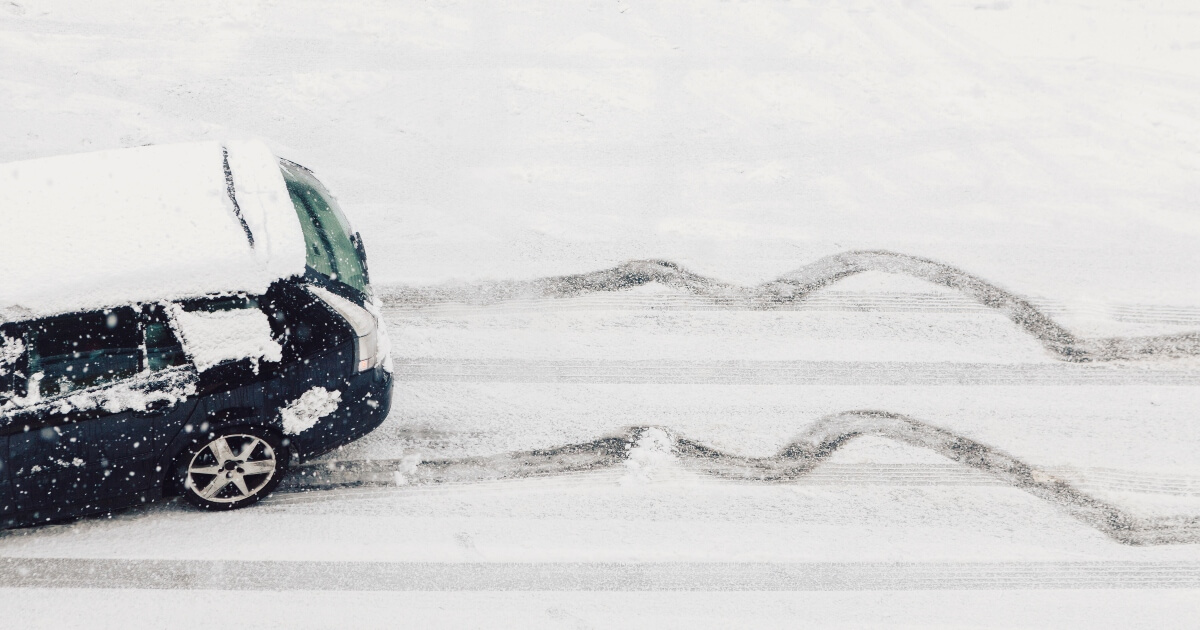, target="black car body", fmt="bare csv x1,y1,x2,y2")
0,144,392,526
